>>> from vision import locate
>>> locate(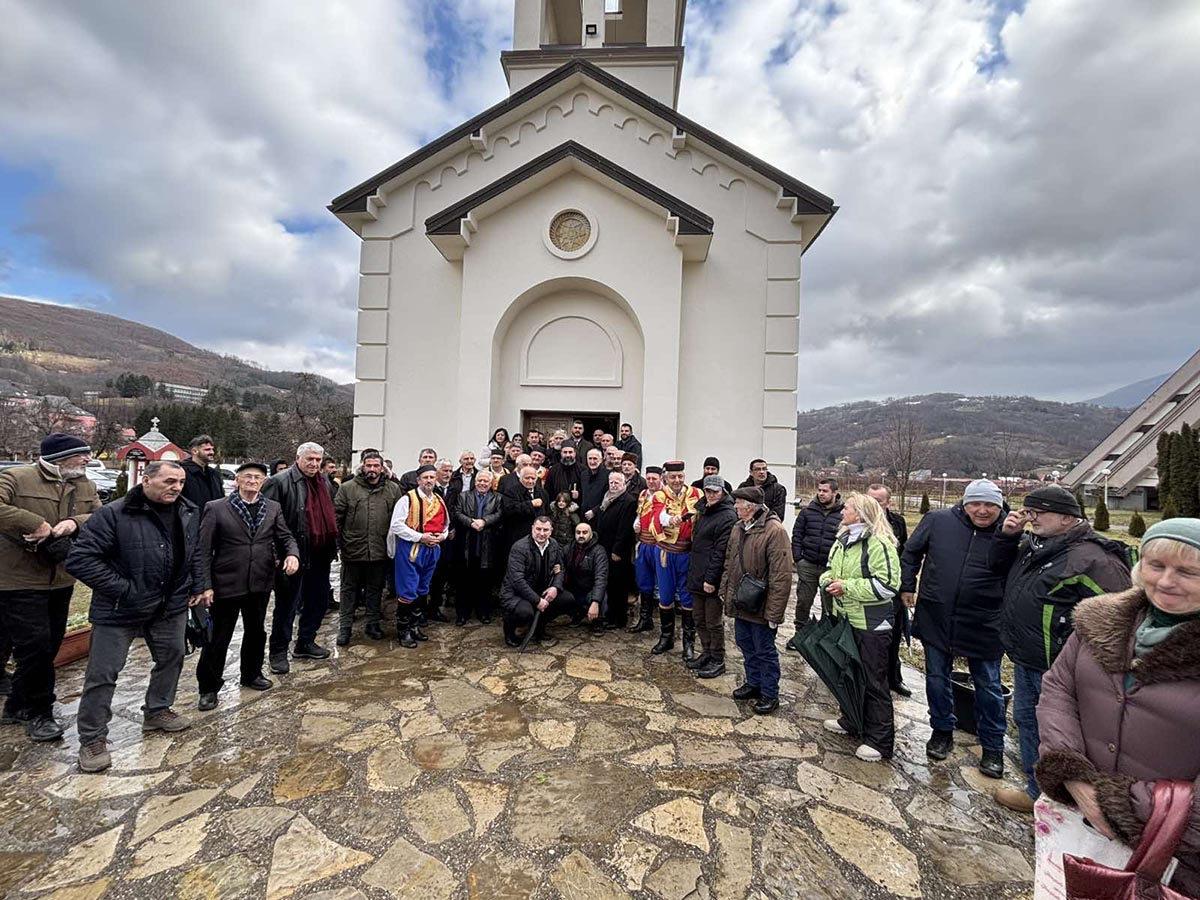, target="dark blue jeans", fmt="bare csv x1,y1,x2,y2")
1012,662,1044,799
923,644,1006,753
734,619,780,700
